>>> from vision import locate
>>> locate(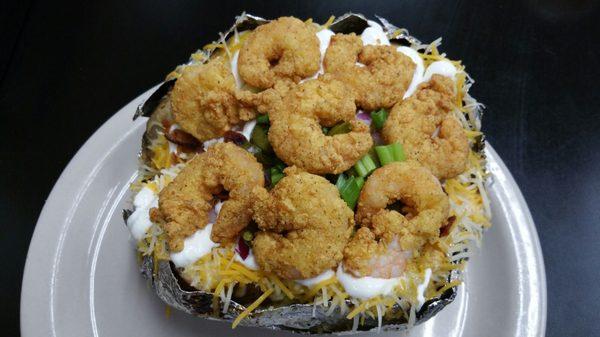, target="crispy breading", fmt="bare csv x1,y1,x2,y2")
344,161,449,277
251,167,353,279
238,17,320,89
150,142,263,251
382,75,469,179
266,77,372,174
171,57,255,141
323,33,416,110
